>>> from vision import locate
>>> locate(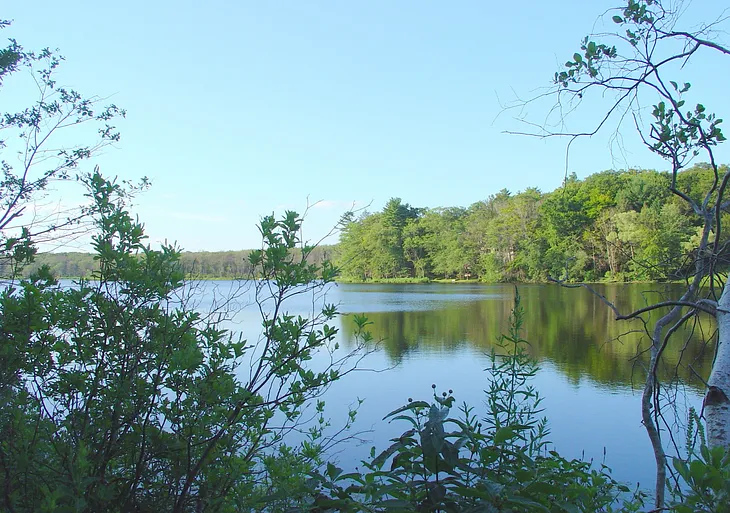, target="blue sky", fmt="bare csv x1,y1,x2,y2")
5,1,730,251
